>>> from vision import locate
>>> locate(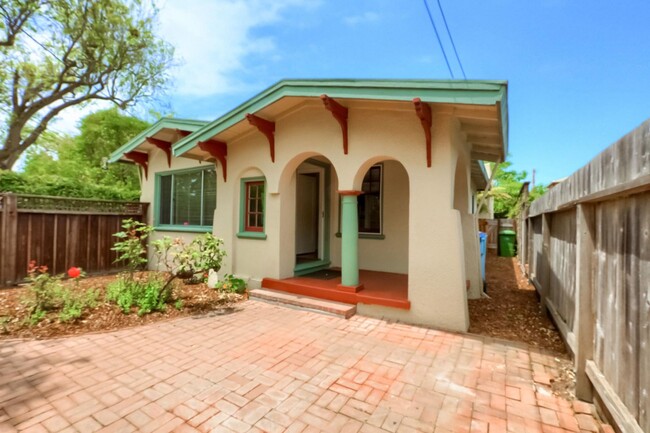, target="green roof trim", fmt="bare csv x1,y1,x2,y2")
108,117,208,163
173,79,509,156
